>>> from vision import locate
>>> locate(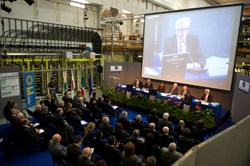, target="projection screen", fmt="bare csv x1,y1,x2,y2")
141,4,243,91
